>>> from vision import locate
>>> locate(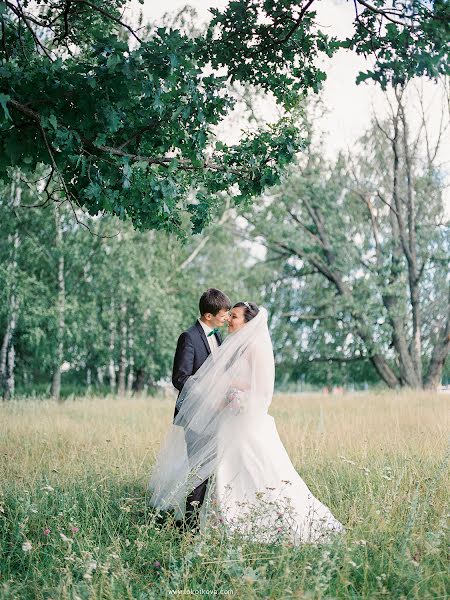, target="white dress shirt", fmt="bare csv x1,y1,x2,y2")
198,319,219,357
